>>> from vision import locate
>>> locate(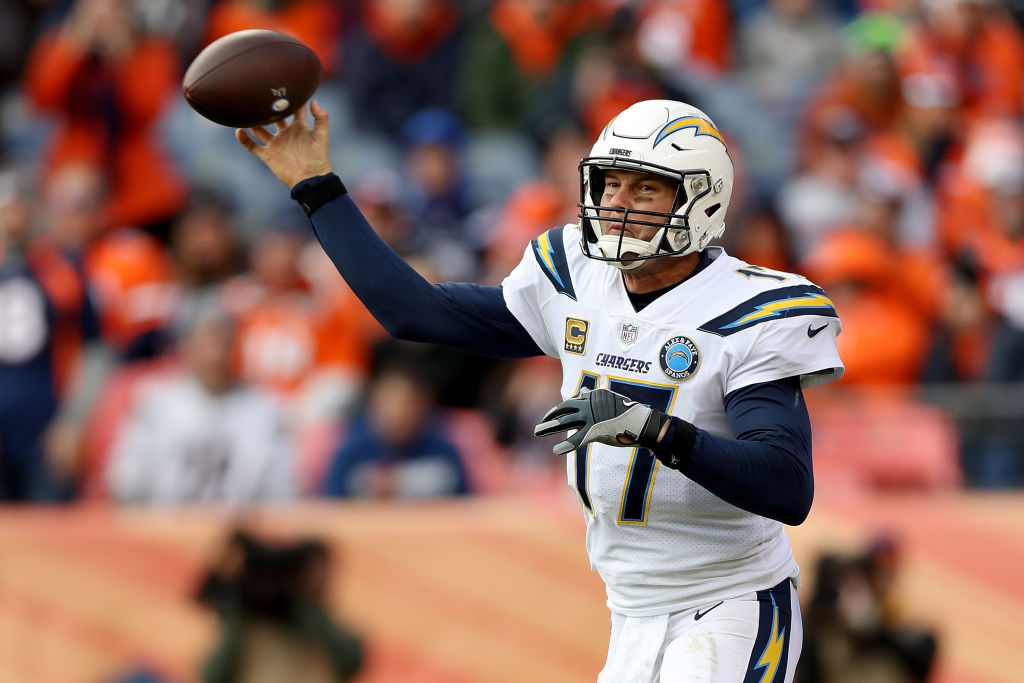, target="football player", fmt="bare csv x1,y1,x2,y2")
238,99,844,682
